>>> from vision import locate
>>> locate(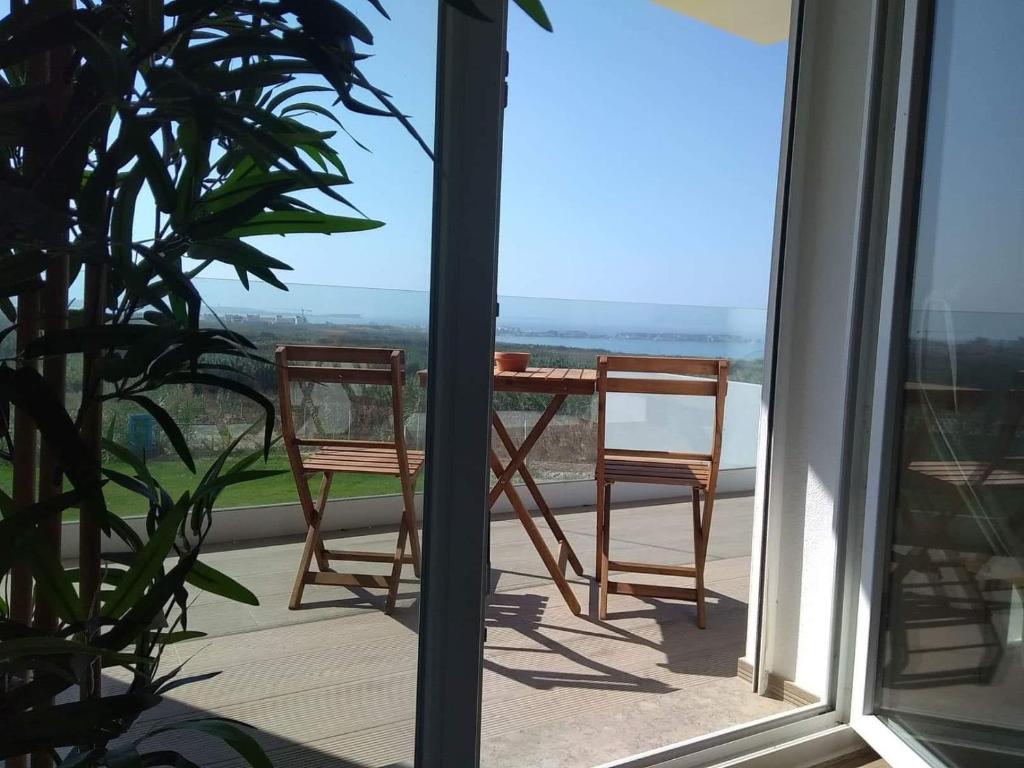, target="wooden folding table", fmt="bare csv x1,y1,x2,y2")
419,367,595,615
